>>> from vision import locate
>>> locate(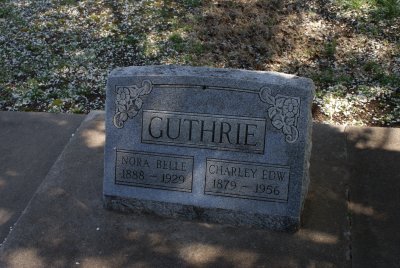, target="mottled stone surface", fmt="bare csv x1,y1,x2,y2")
104,65,314,231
